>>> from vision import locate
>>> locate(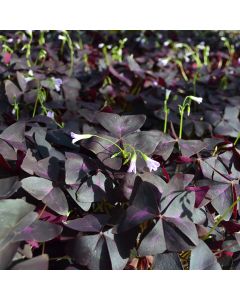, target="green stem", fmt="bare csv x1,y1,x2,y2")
176,60,188,82
179,109,184,139
203,196,240,241
32,96,39,117
234,132,240,146
102,46,110,66
92,135,123,153
164,109,169,134
63,31,74,76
